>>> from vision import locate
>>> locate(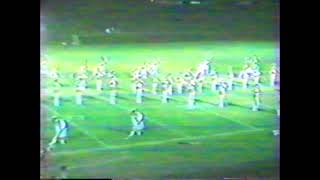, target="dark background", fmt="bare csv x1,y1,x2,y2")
41,0,279,43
